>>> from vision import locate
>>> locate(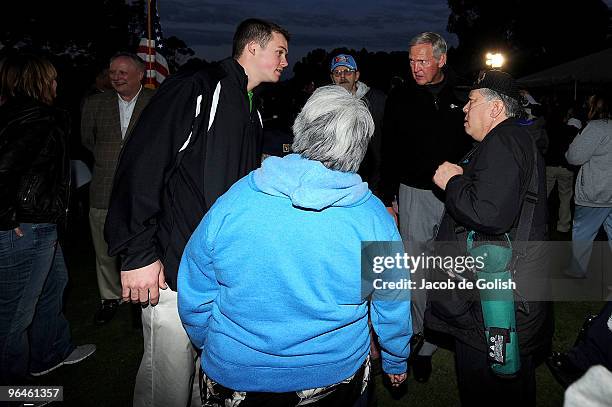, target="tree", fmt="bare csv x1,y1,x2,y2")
447,0,610,77
292,48,410,94
0,0,135,67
